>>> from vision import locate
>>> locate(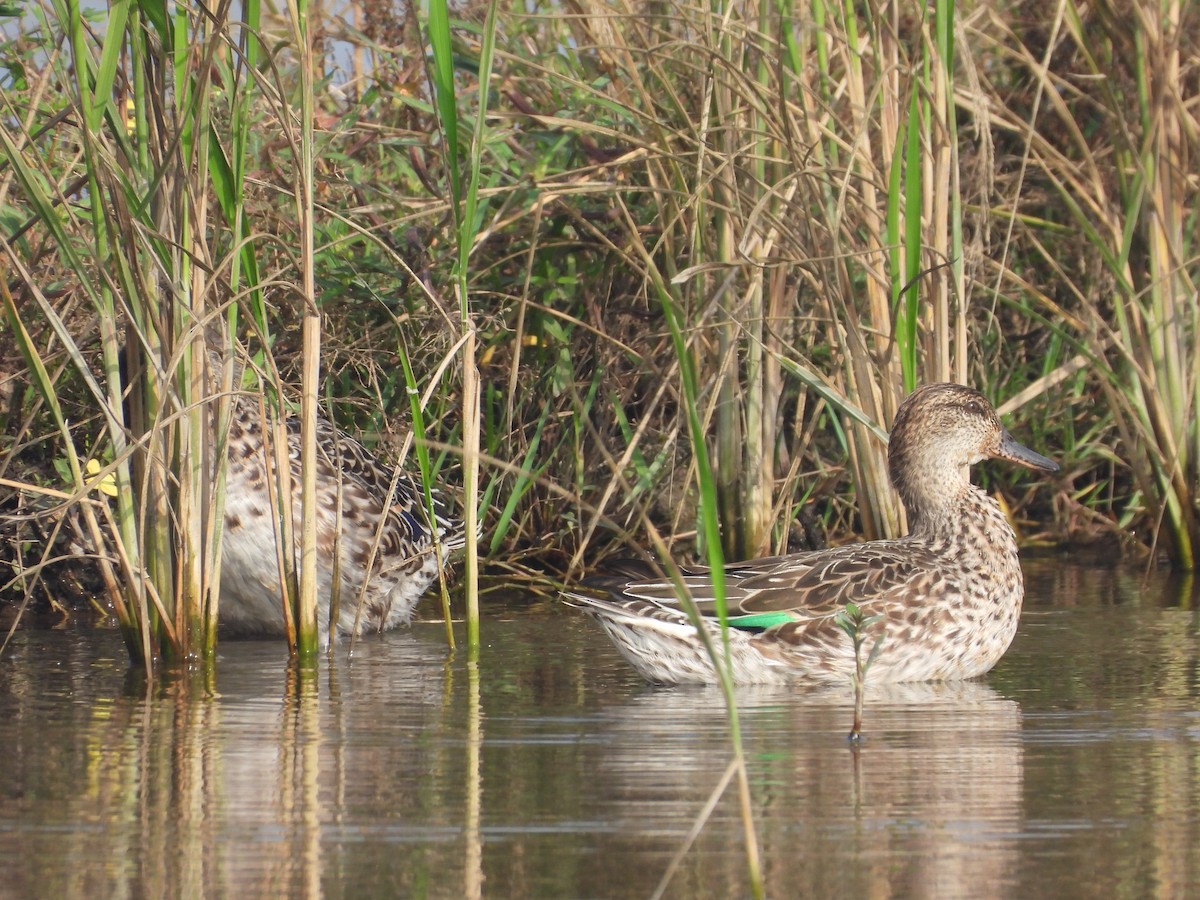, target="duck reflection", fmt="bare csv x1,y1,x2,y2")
586,680,1022,899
